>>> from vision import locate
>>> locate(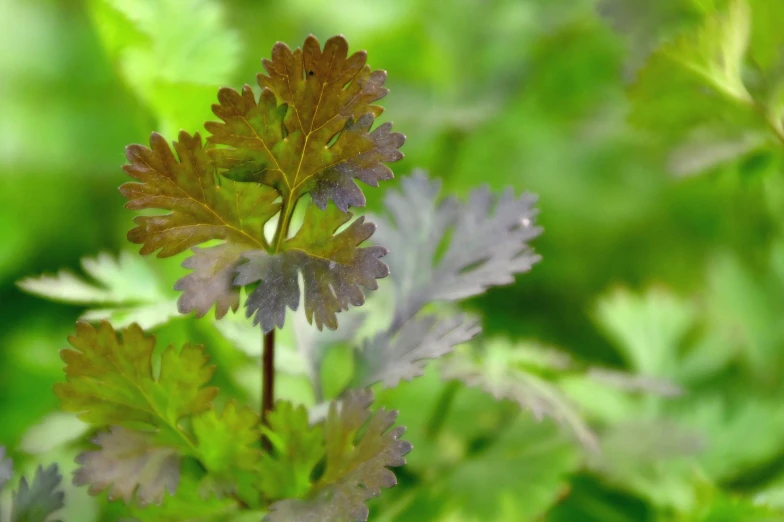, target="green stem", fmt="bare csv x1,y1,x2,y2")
425,380,460,440
272,195,297,252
